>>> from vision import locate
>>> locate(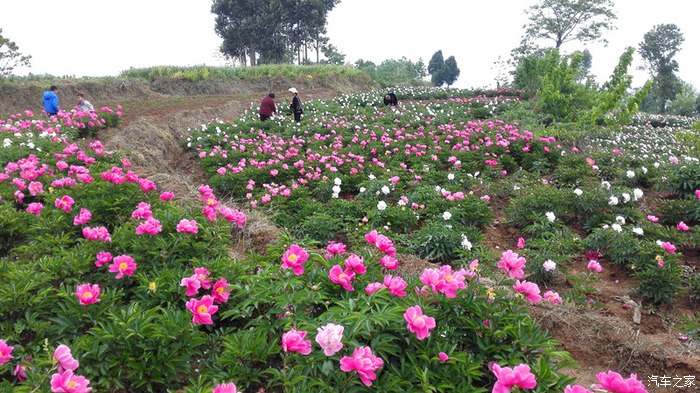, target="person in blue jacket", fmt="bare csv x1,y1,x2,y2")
42,85,60,116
